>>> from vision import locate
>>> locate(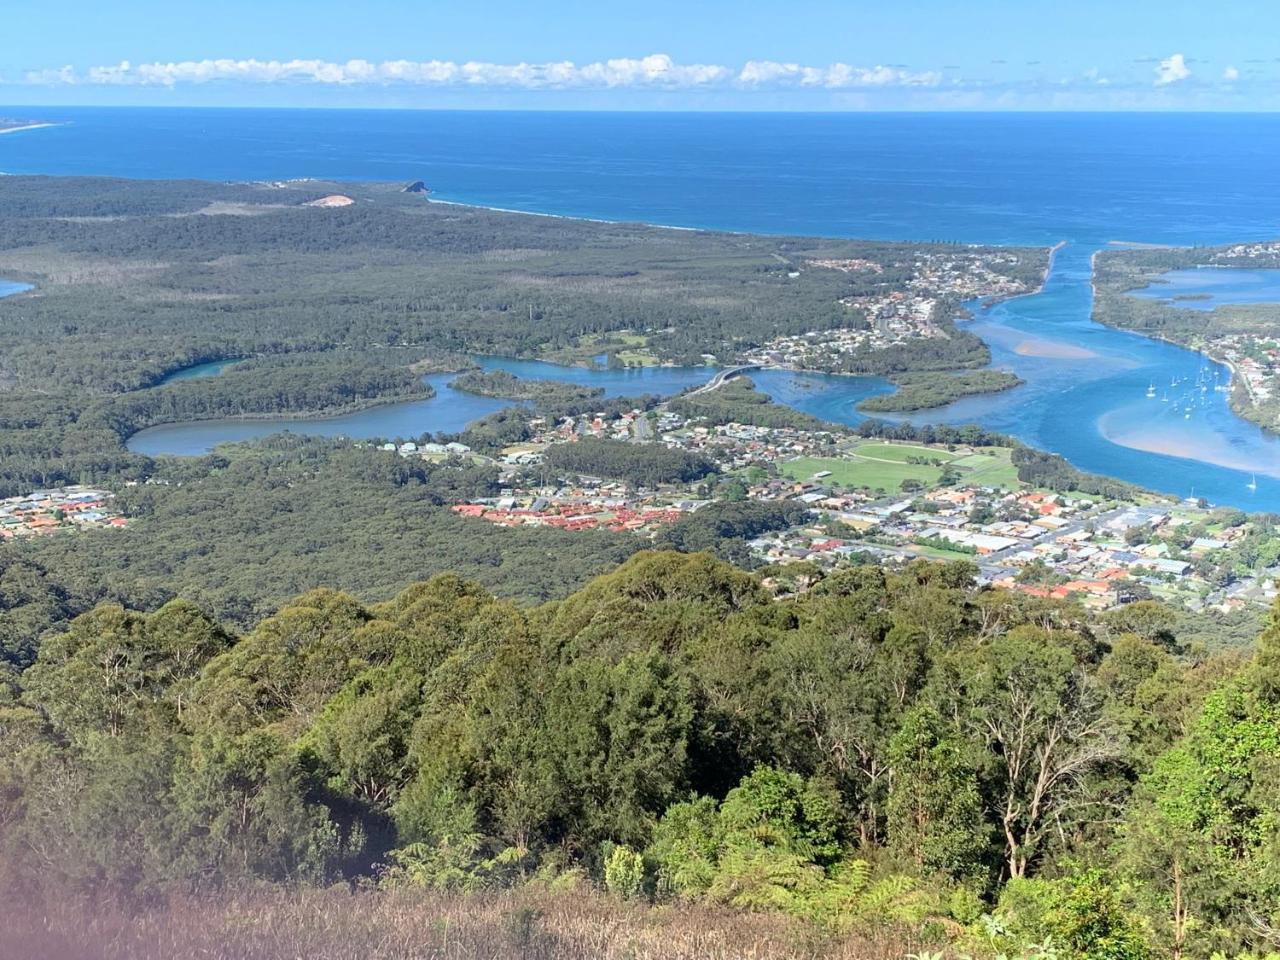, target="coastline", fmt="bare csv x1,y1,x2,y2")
0,122,58,136
426,196,701,234
423,194,1053,254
